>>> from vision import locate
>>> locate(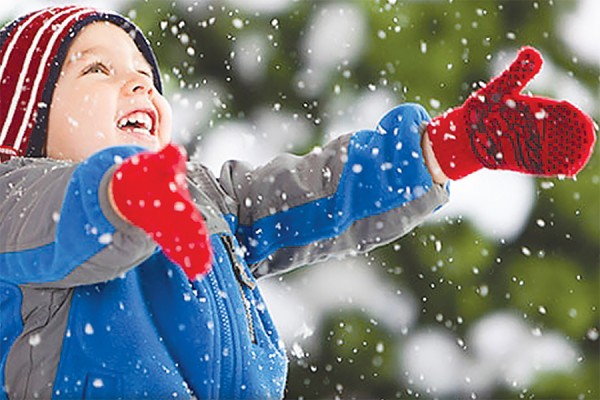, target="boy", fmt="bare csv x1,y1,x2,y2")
0,5,595,400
